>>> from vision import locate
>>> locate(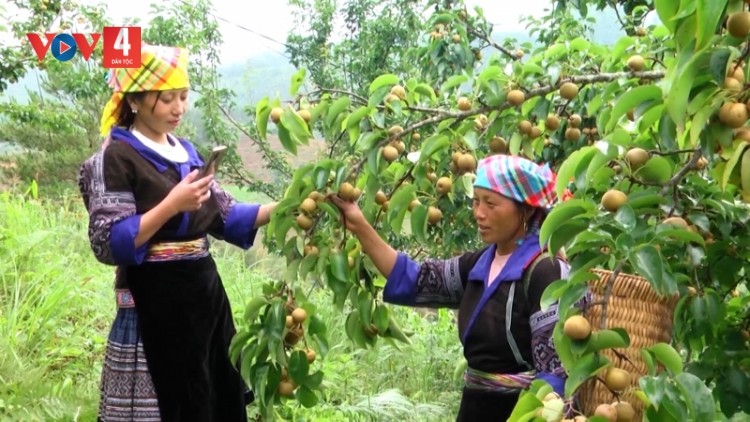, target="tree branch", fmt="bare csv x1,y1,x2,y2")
303,87,444,114
658,149,702,196
466,27,519,61
348,69,666,177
